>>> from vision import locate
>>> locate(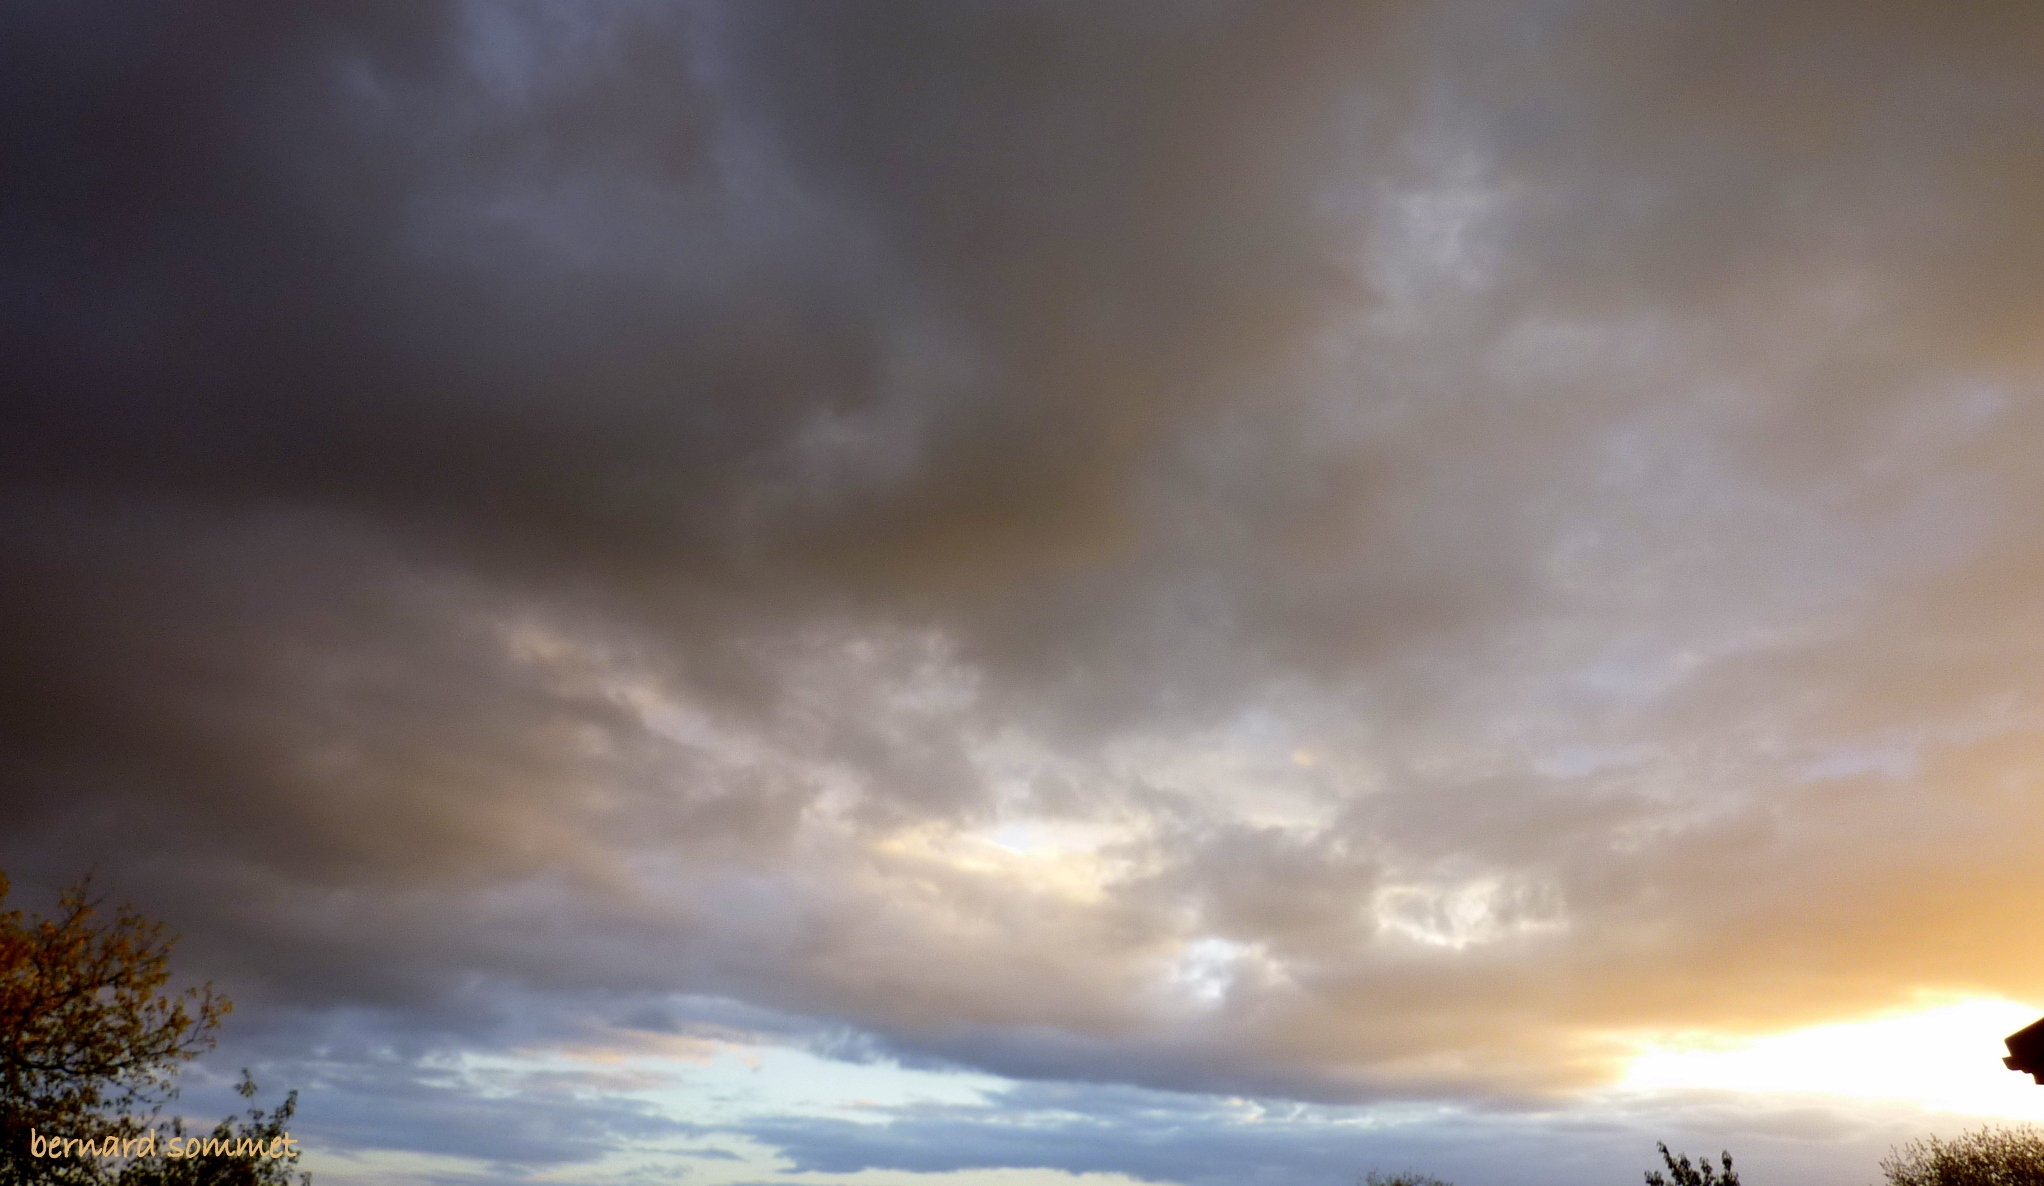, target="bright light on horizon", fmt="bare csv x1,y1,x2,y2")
1620,996,2044,1119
